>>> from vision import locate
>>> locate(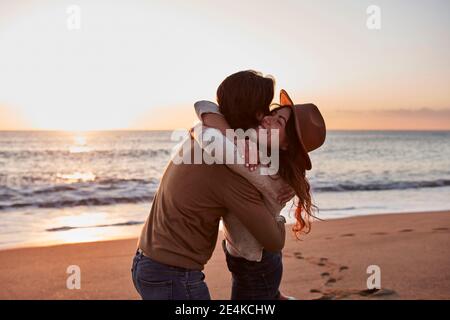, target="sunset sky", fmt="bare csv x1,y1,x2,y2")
1,0,449,130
